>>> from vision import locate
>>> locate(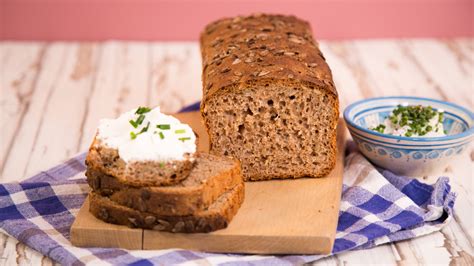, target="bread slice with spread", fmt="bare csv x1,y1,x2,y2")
86,106,244,233
86,106,198,186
